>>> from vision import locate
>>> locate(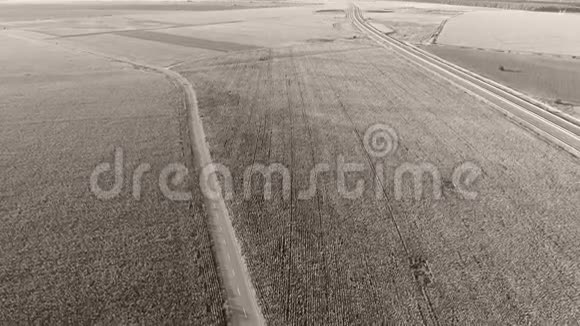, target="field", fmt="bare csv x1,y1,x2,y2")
0,17,226,326
356,1,472,44
0,2,350,323
0,1,294,22
2,1,580,324
424,44,580,118
398,0,580,12
365,8,459,44
178,38,580,324
436,10,580,57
